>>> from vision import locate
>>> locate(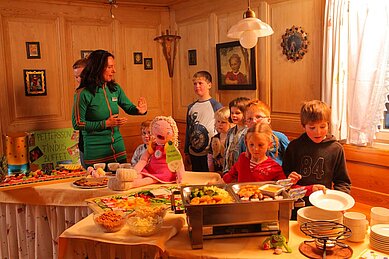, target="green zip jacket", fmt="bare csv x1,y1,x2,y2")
72,83,140,166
